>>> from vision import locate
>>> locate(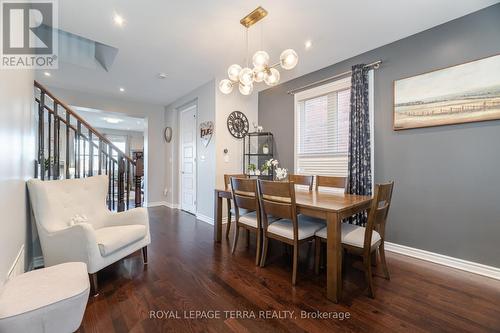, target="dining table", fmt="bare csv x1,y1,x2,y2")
213,187,372,303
